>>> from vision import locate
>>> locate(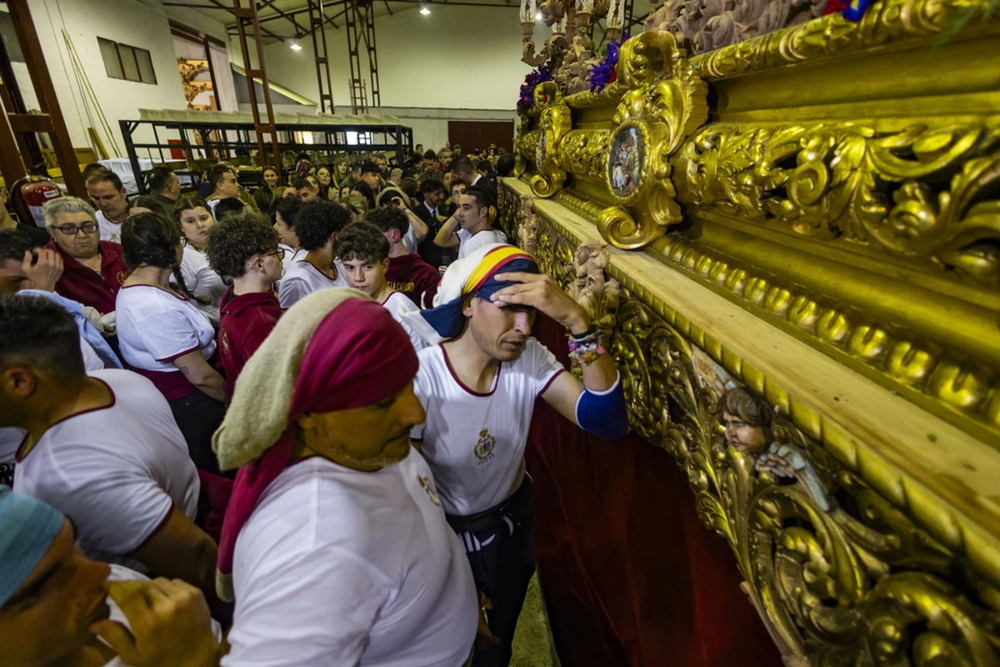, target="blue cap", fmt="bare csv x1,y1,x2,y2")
0,487,64,608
